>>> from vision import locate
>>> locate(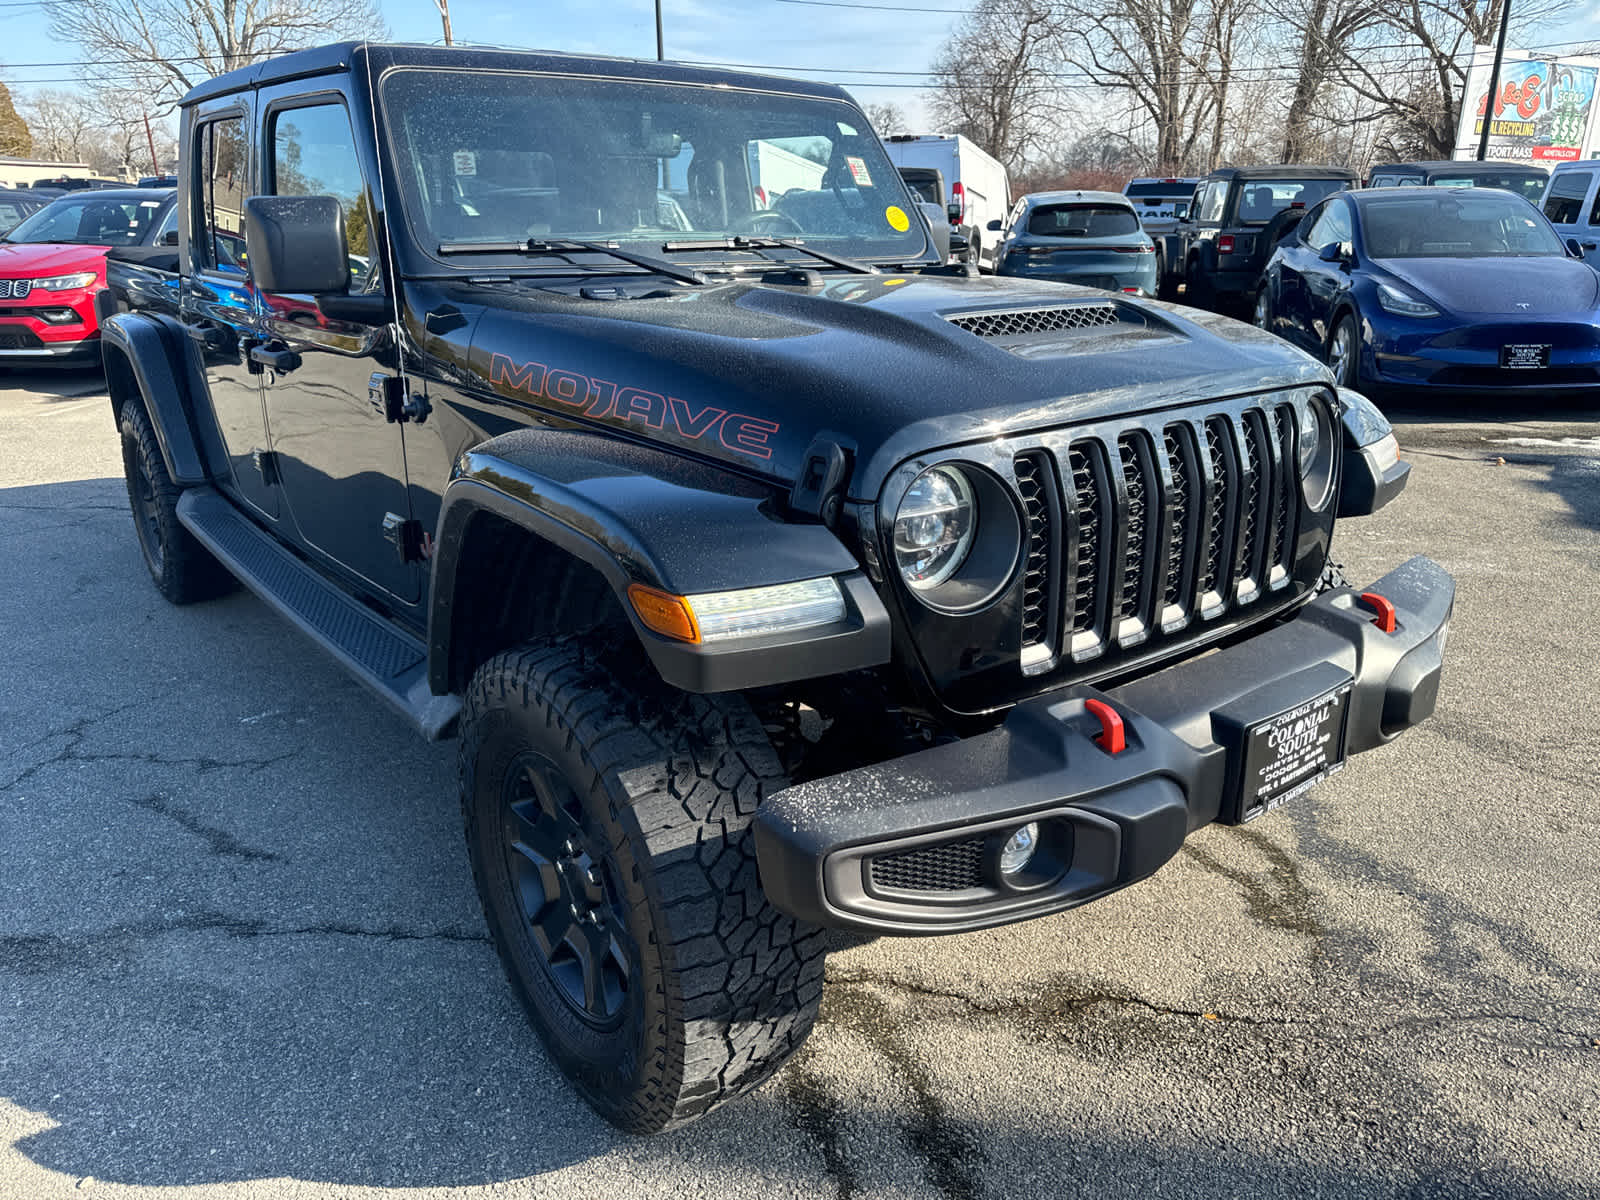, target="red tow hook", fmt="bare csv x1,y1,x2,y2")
1084,698,1126,755
1357,591,1398,634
